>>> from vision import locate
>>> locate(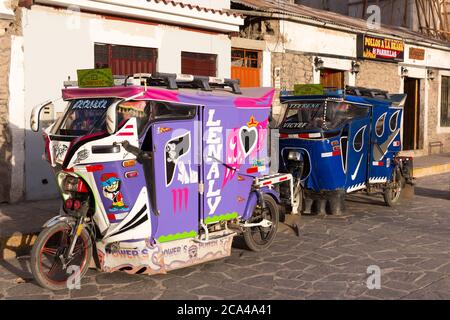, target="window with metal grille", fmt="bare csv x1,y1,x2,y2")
441,76,450,127
94,43,157,76
181,52,217,77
